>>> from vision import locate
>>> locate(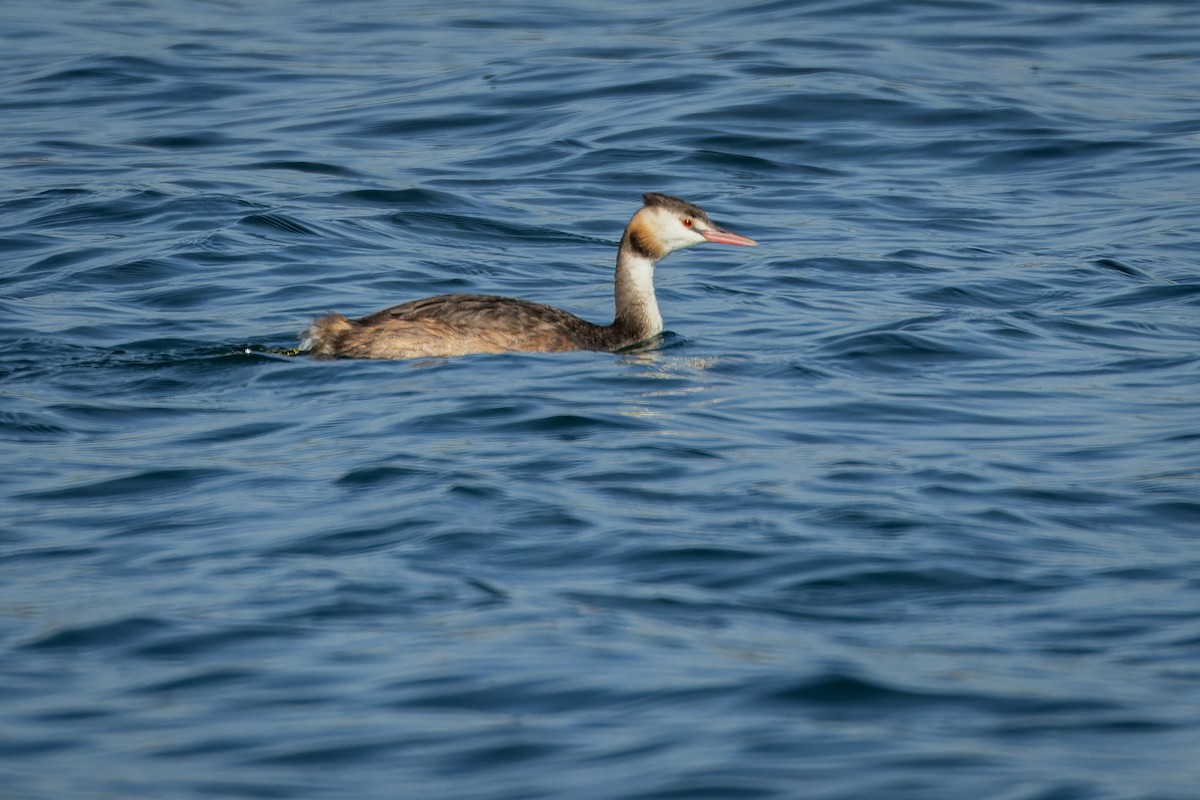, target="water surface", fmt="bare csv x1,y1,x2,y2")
2,1,1199,798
